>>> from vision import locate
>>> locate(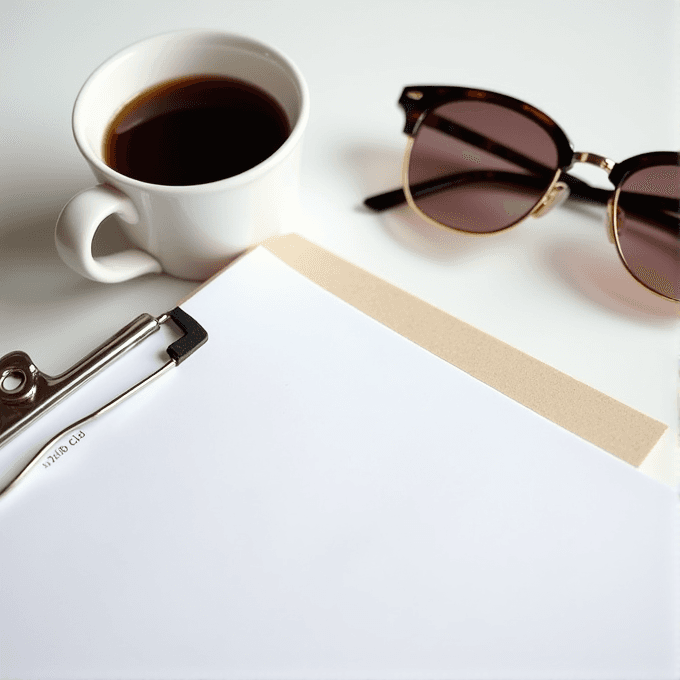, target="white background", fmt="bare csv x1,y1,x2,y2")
0,0,678,485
